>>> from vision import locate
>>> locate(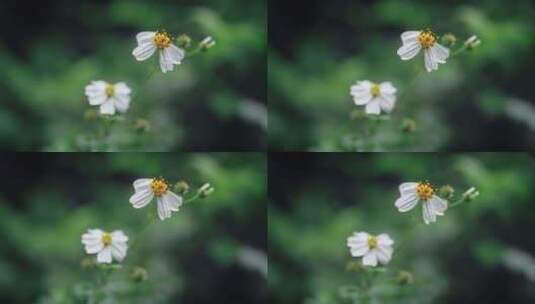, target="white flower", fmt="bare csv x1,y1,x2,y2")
350,80,397,115
129,177,184,220
397,30,450,72
81,229,128,264
347,231,394,267
84,81,131,115
395,182,448,224
132,31,185,73
464,35,481,49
